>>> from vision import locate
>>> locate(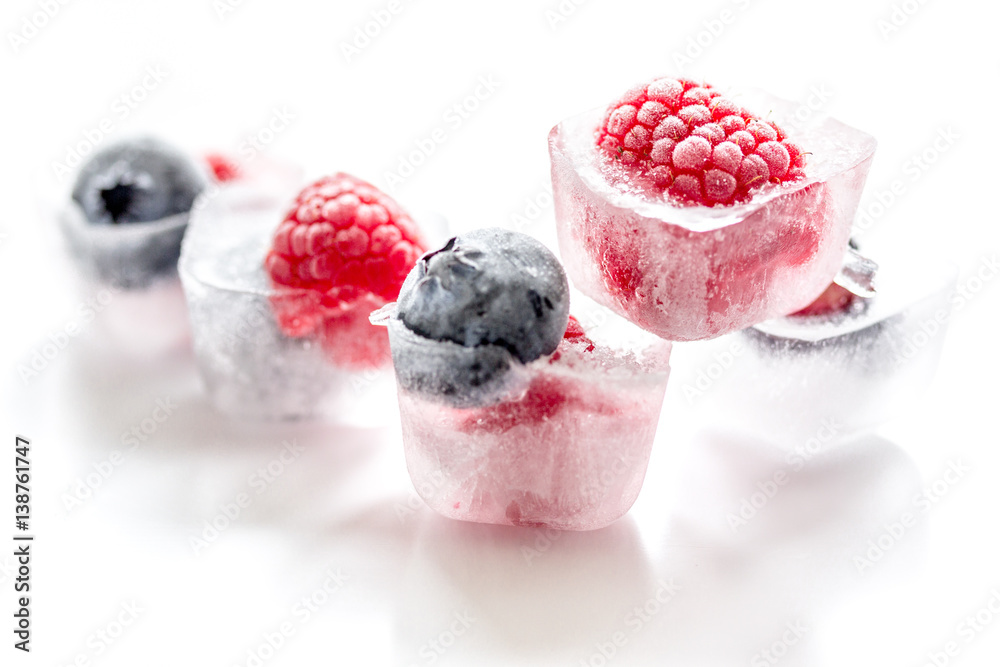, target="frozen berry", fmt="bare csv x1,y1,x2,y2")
67,137,206,288
391,229,570,406
72,137,206,225
204,153,241,182
265,173,426,369
597,77,805,206
791,282,861,317
397,229,569,364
